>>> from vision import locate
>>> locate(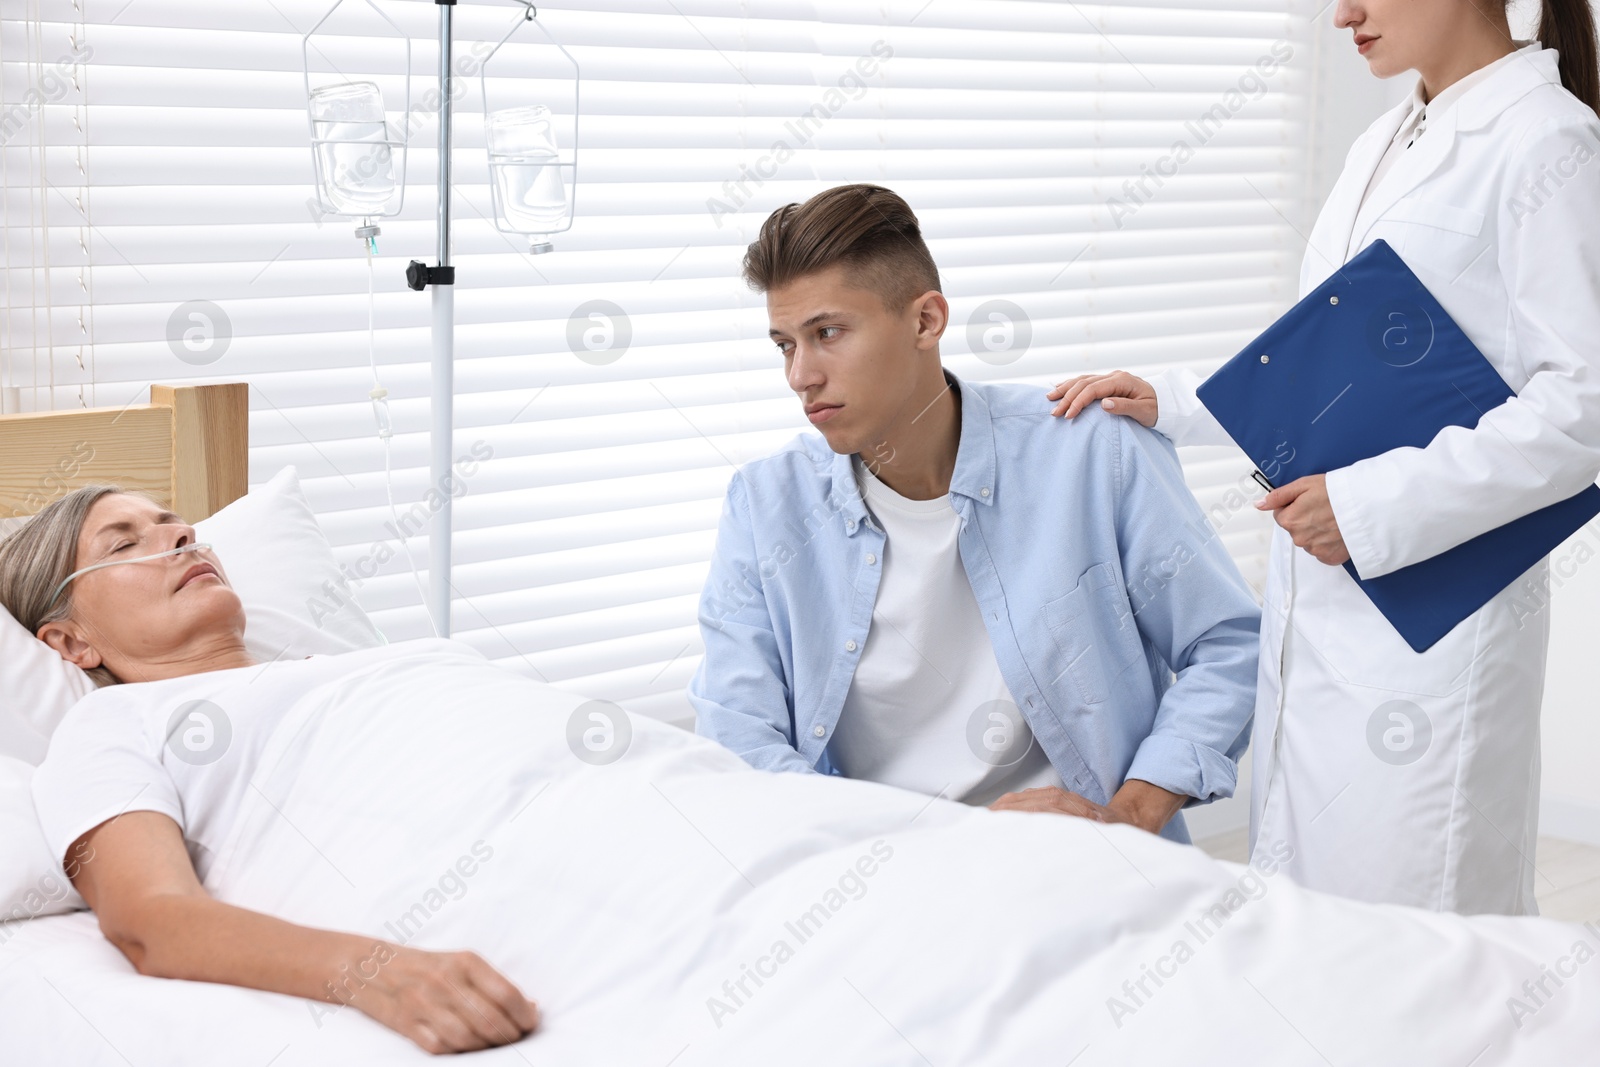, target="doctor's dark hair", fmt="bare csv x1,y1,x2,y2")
0,485,144,689
741,184,942,311
1529,0,1599,116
